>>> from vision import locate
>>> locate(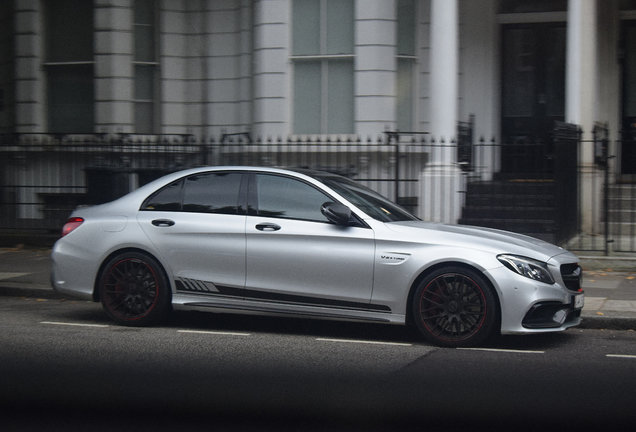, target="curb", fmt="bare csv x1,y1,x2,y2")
579,255,636,272
579,315,636,331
